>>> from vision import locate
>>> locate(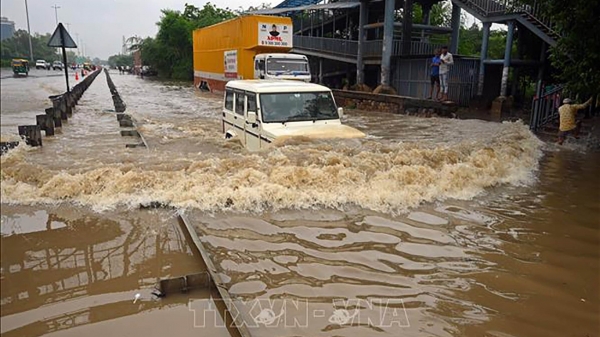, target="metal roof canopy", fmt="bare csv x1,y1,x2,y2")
275,0,321,9
252,1,360,15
